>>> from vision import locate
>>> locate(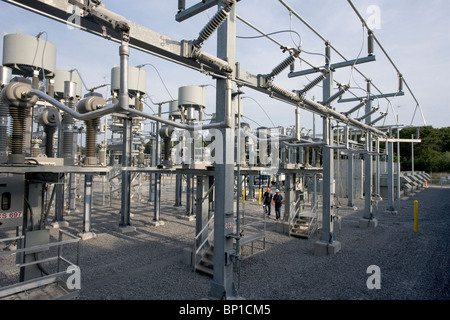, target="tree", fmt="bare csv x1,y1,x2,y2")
399,126,450,173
